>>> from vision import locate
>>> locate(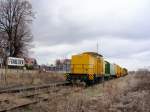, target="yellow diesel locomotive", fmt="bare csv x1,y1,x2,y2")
66,52,128,85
